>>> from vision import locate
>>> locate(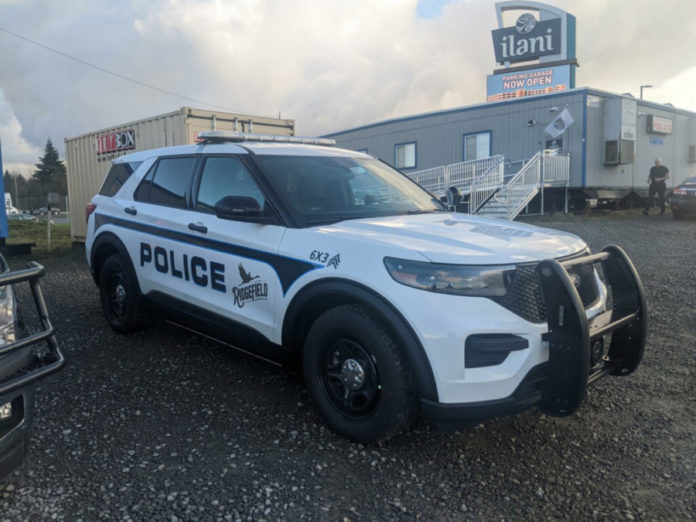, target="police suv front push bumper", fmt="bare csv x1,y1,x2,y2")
422,245,646,427
0,262,64,480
